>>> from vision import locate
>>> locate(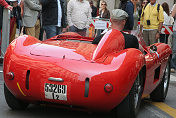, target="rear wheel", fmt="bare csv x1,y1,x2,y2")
4,83,29,110
115,71,143,118
150,57,171,102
